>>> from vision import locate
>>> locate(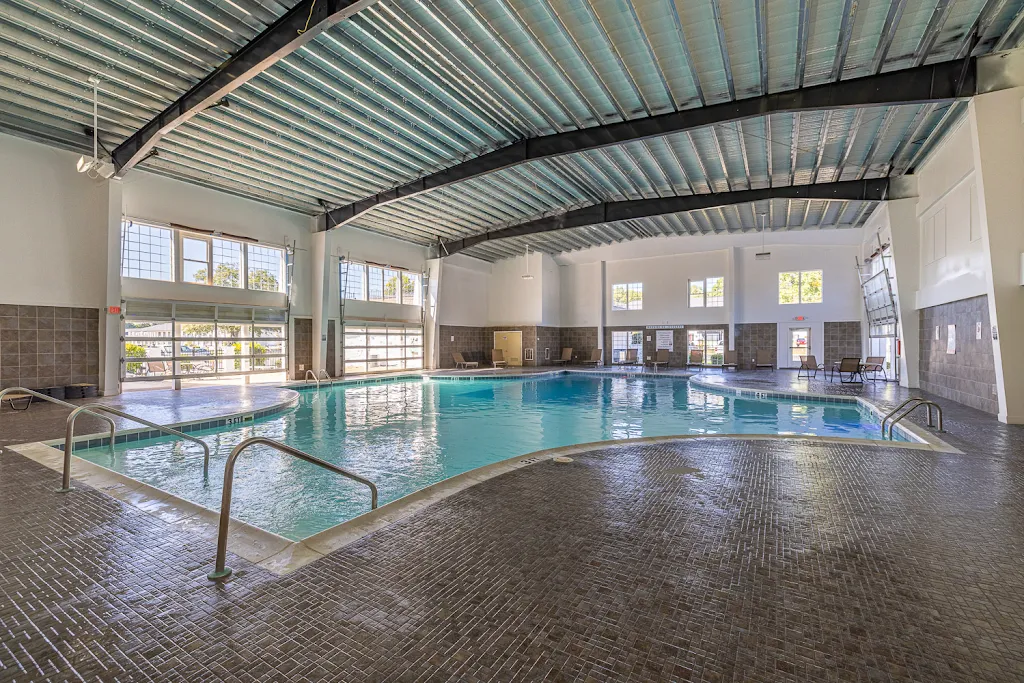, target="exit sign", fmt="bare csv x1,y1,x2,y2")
108,306,121,314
